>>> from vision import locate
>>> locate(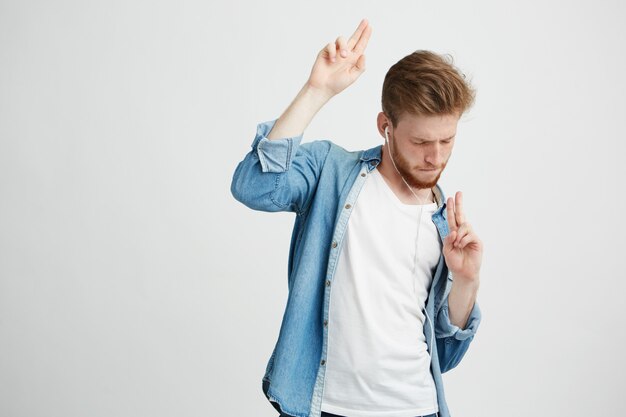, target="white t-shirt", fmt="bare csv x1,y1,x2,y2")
320,167,441,417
